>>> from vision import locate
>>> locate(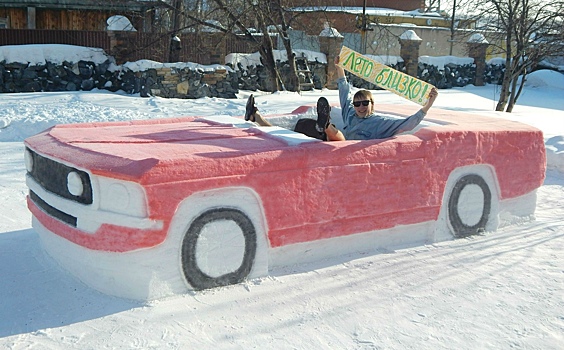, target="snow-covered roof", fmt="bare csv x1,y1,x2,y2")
290,6,444,19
